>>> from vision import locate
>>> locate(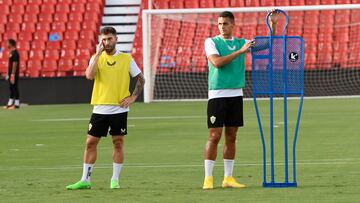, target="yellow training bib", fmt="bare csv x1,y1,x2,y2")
90,52,132,105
